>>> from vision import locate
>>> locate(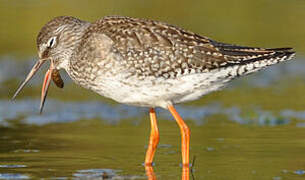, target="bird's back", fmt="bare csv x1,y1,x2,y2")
68,16,295,108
